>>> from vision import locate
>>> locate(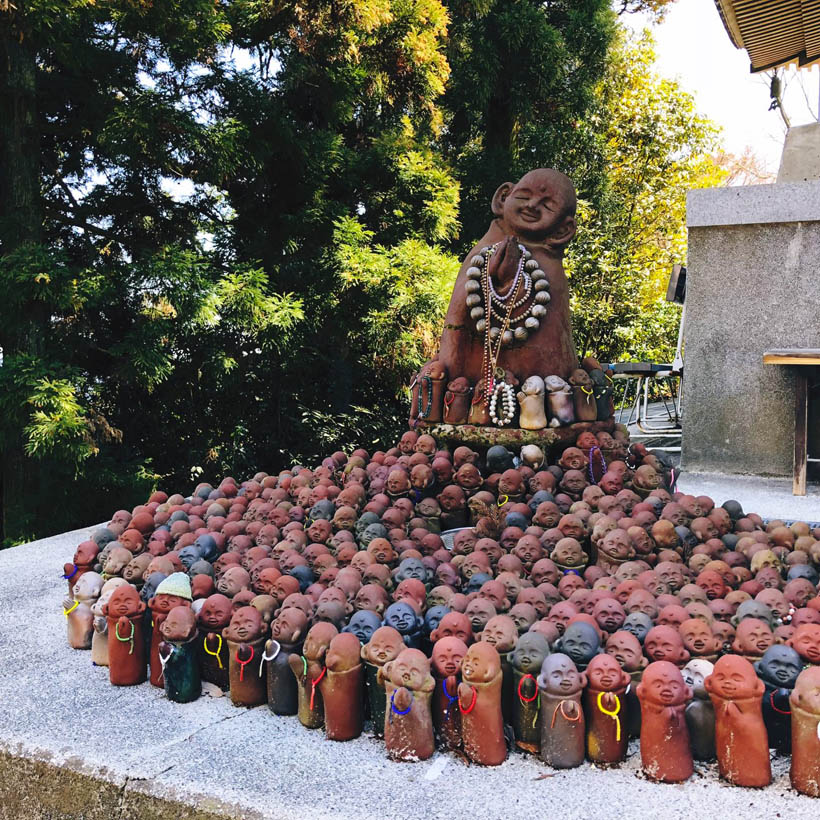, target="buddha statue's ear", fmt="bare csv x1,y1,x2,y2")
491,182,515,216
546,215,577,251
